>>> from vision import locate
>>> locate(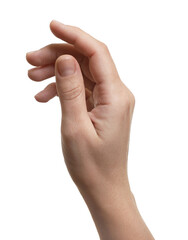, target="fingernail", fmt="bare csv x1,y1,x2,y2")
57,57,76,77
